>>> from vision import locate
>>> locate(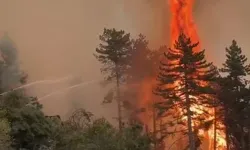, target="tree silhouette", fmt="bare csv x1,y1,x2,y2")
94,28,132,131
155,33,217,150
